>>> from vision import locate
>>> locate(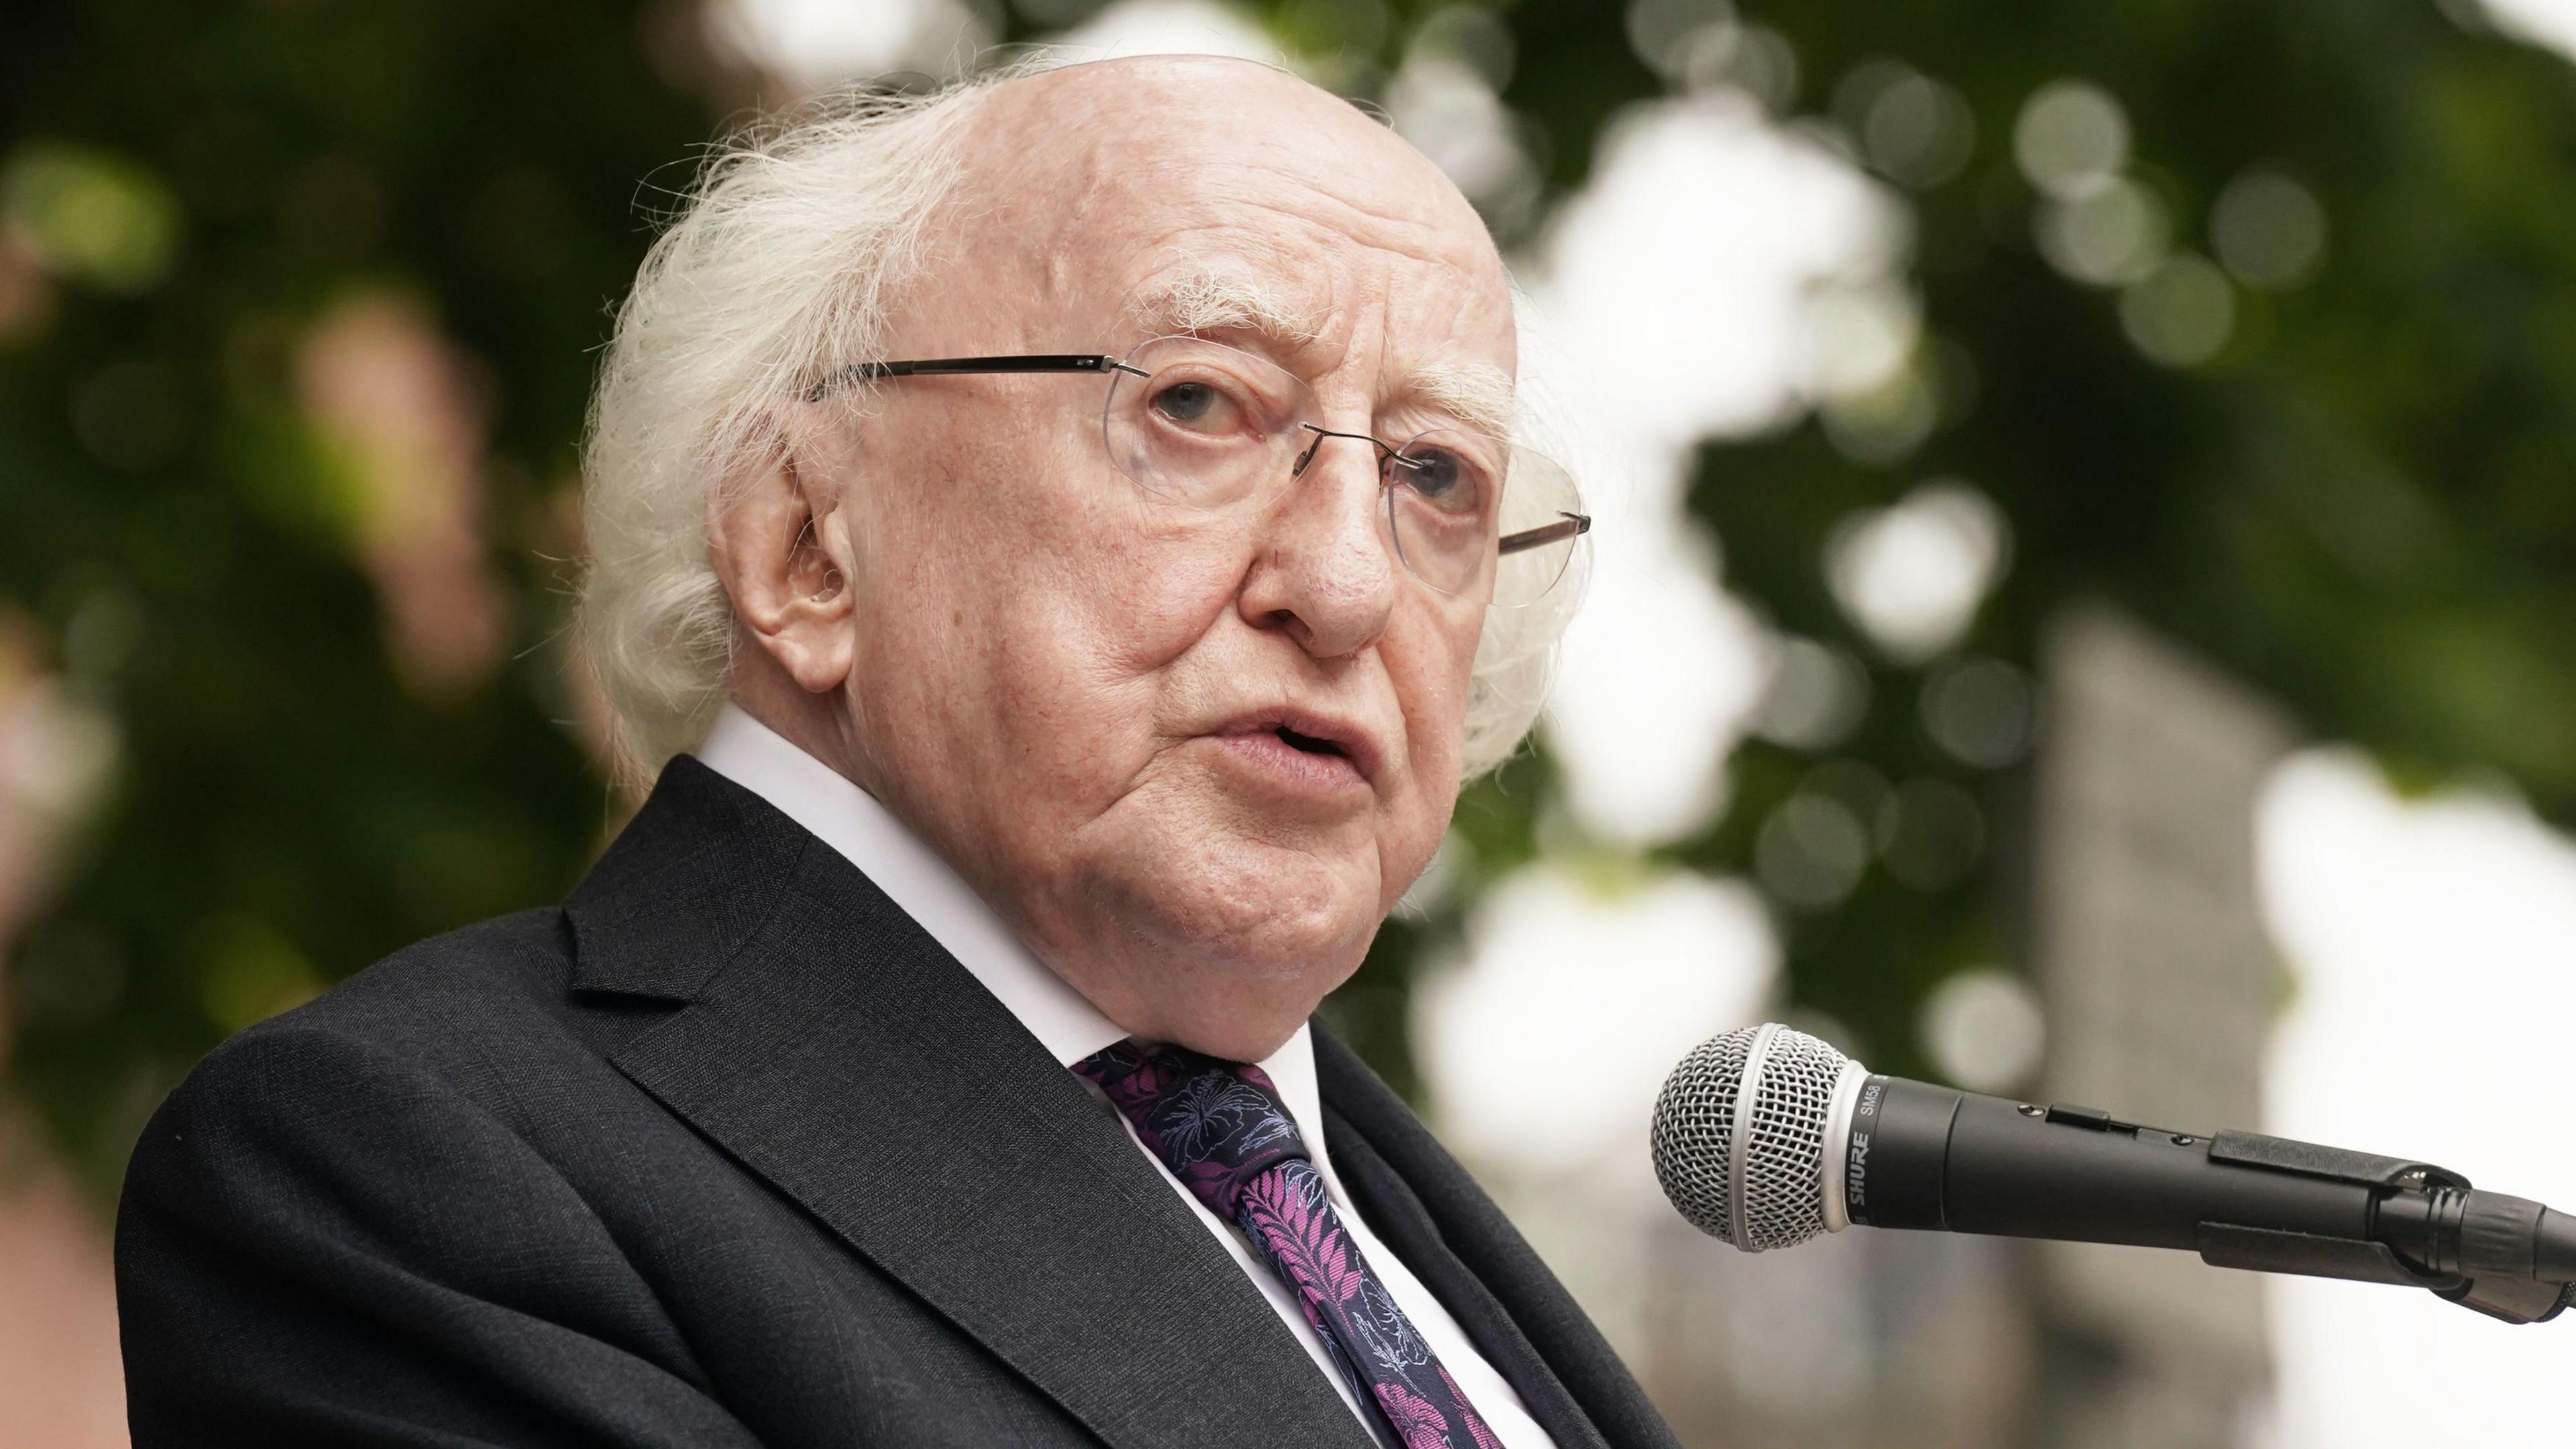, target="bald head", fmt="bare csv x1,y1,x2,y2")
963,54,1499,268
895,56,1517,427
